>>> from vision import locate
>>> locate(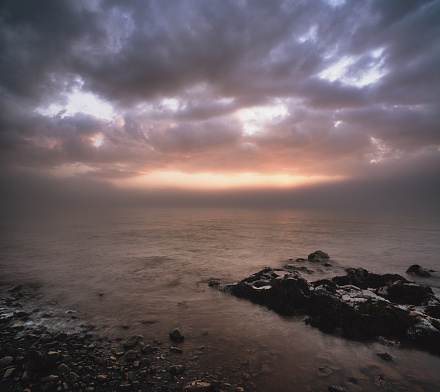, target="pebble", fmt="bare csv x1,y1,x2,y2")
0,356,13,369
123,335,139,349
3,367,16,379
328,386,349,392
57,363,70,374
183,380,213,391
0,287,248,392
